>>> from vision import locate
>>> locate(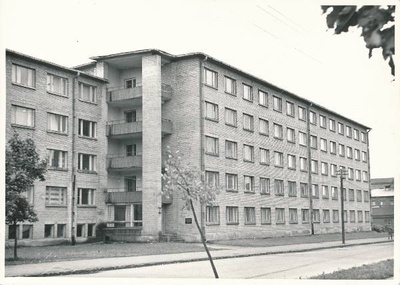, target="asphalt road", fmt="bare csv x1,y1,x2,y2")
73,242,393,279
